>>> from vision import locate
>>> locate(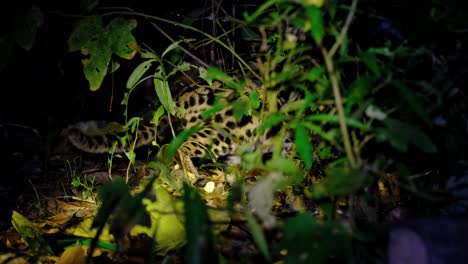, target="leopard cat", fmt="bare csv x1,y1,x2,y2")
66,81,295,169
